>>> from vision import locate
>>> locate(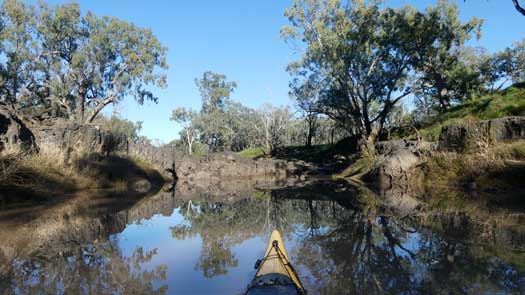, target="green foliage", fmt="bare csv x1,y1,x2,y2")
282,0,481,139
196,71,237,114
412,2,483,110
0,0,168,123
237,147,266,159
93,114,143,143
420,84,525,141
171,71,336,154
191,71,249,152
